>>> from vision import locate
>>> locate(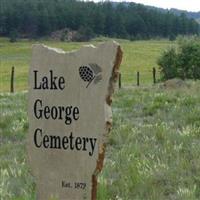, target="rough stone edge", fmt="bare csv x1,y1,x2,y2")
29,42,122,200
31,43,97,55
91,44,123,200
